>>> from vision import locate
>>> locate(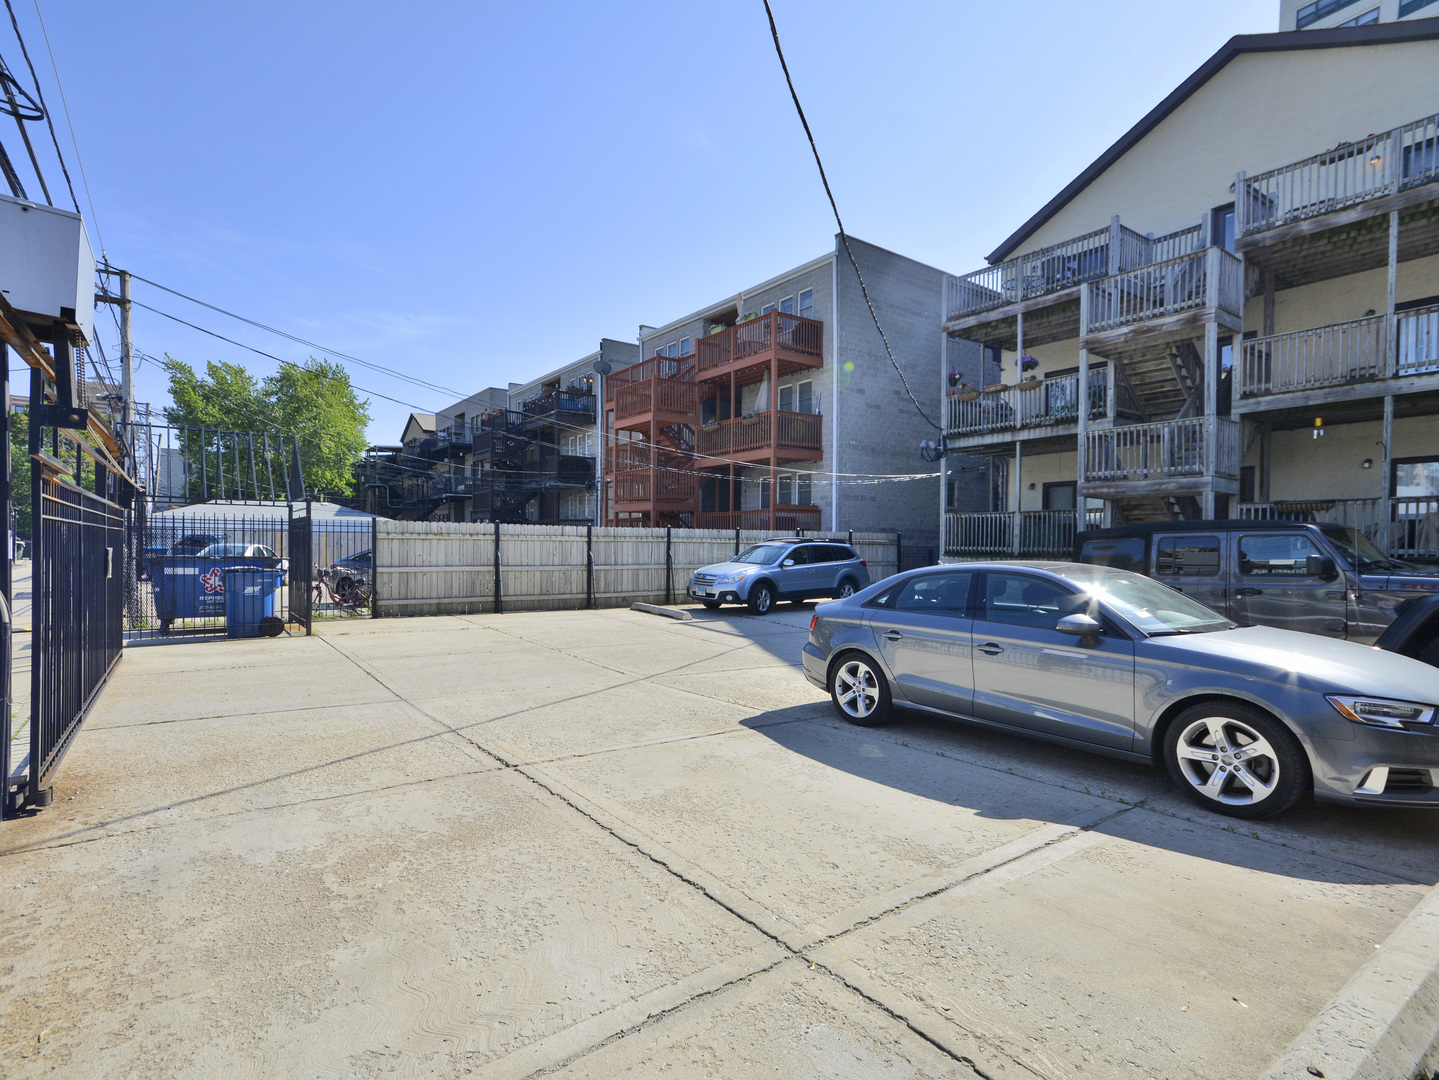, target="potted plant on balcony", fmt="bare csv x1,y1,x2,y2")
950,377,980,402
